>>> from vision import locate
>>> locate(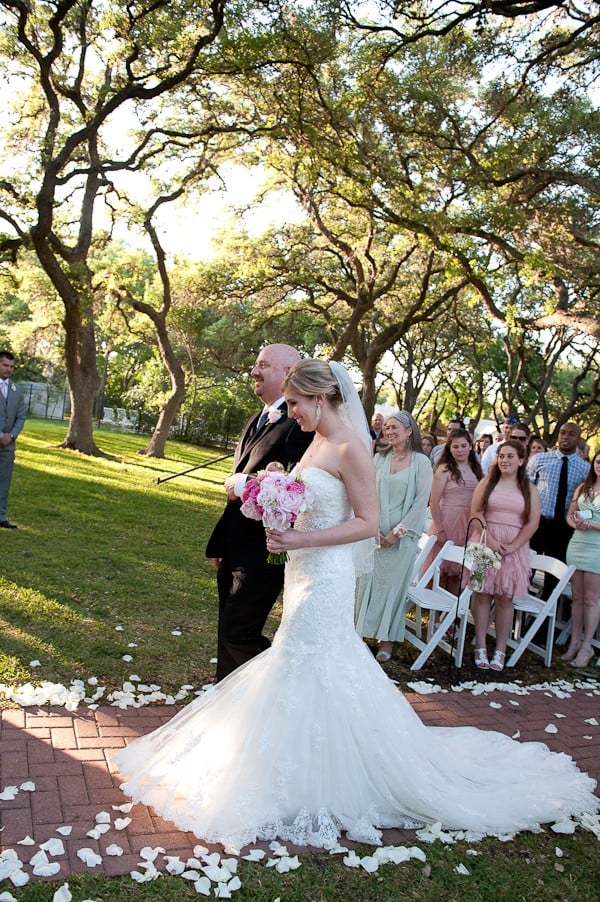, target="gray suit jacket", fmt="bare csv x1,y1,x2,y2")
1,381,27,448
